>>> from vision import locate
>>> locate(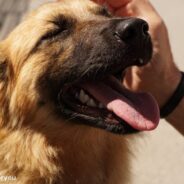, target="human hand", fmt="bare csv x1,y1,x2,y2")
93,0,181,108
